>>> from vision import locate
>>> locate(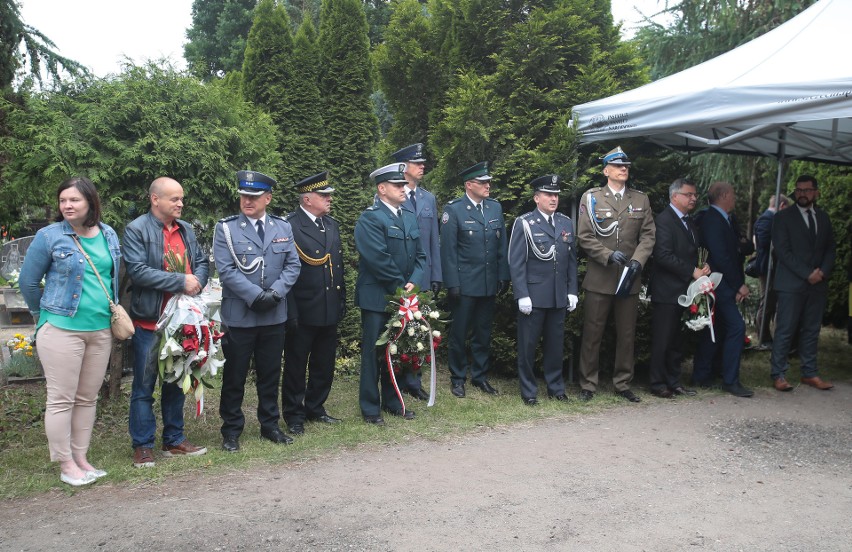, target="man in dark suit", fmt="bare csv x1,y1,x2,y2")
508,175,578,405
392,143,441,401
440,162,510,398
213,171,302,451
281,172,345,435
754,194,789,348
770,175,836,392
693,181,753,397
649,178,710,398
354,163,426,425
